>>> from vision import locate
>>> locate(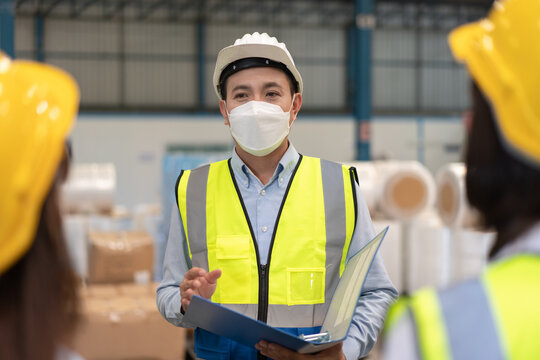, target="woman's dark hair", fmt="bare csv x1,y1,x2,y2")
0,154,79,360
466,82,540,258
